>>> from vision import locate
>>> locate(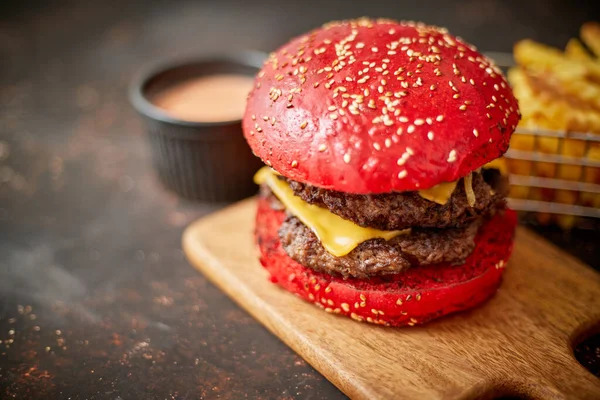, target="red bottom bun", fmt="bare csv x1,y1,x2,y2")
256,197,517,327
